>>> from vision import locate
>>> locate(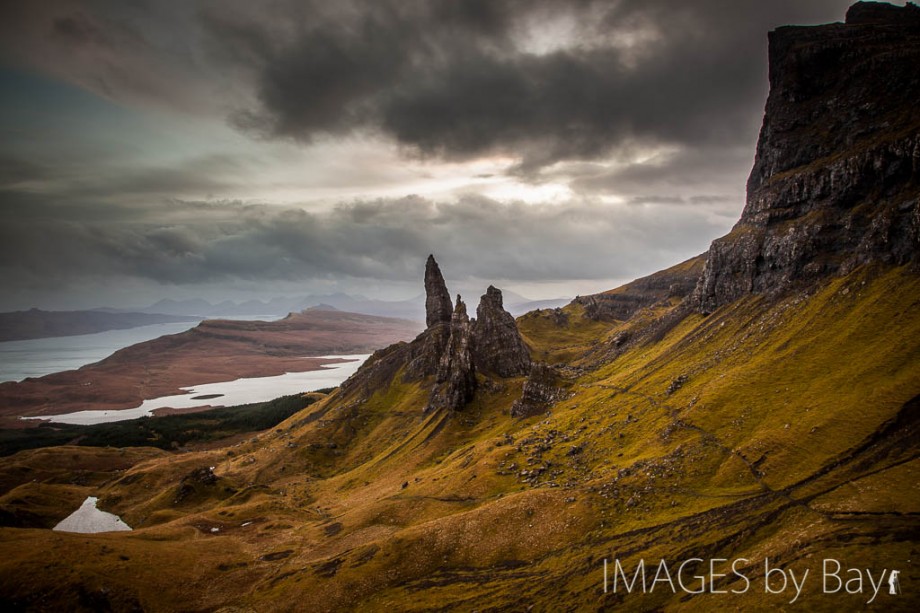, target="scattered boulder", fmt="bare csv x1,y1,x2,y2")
667,374,688,395
185,466,217,486
511,362,567,418
549,308,569,327
174,466,218,504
